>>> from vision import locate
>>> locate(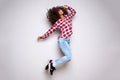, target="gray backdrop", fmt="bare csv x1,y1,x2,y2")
0,0,120,80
